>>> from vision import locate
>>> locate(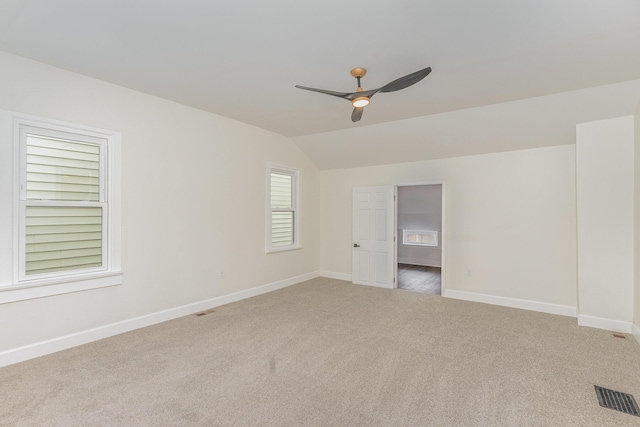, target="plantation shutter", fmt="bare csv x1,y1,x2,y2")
23,134,104,276
270,172,294,247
